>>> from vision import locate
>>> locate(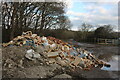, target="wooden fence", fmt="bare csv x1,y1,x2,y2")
97,38,119,45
